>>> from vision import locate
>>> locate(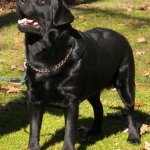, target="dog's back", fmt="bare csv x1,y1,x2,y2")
77,28,135,93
